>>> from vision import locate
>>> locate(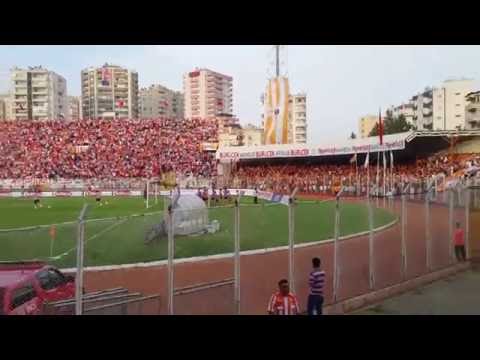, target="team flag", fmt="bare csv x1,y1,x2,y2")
378,108,384,145
350,153,357,164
